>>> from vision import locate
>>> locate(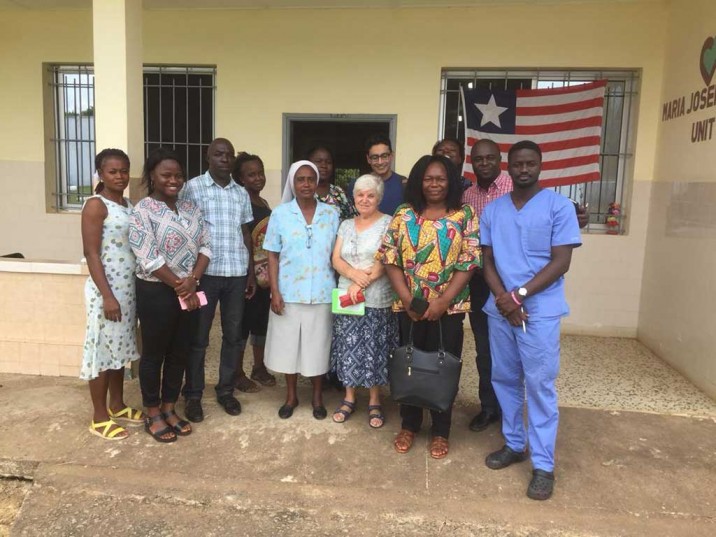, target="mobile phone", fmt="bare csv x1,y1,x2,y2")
179,291,208,310
409,297,429,316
